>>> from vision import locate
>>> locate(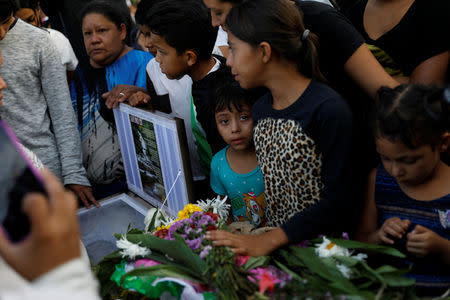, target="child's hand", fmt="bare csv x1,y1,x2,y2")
377,217,410,244
406,225,447,258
